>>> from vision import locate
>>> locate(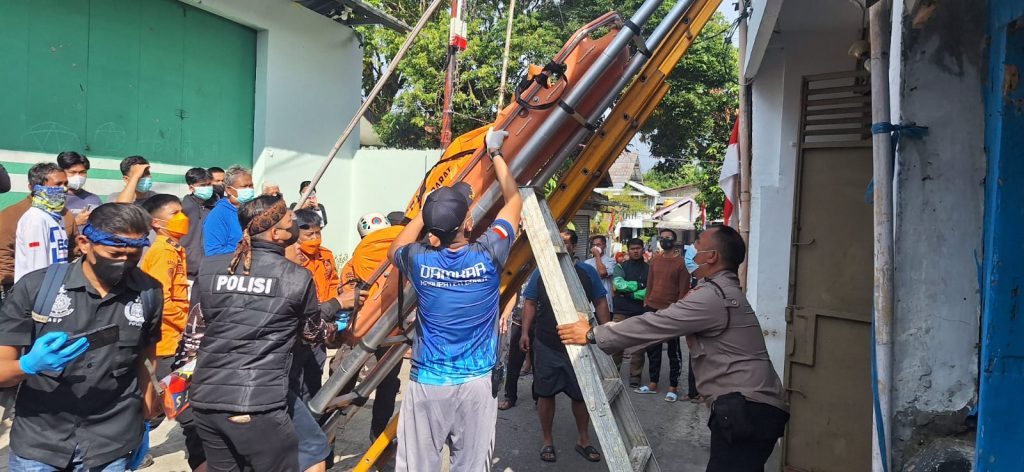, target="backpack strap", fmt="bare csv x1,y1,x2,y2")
31,263,71,324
